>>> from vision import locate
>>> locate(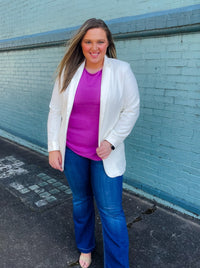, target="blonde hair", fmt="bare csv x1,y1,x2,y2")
57,18,117,92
